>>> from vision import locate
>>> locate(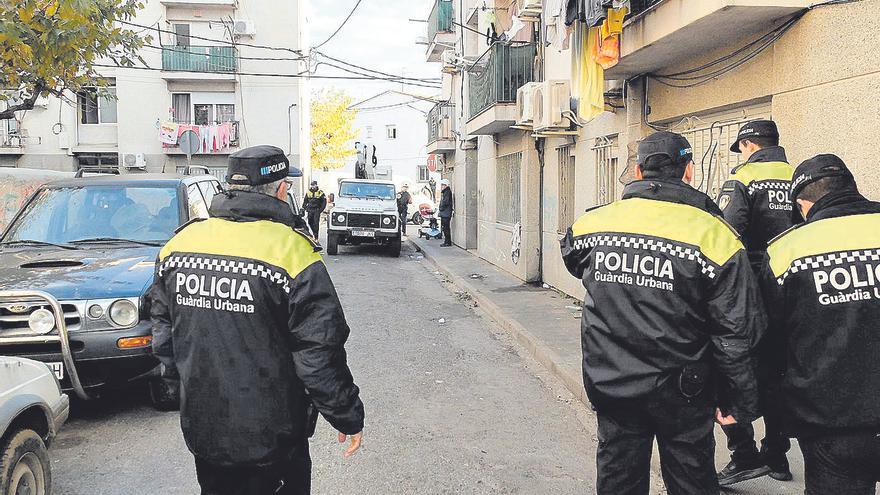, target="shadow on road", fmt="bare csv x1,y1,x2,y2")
67,382,157,421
